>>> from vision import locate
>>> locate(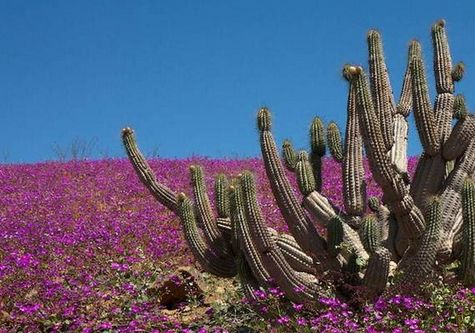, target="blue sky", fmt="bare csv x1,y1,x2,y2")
1,1,474,163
